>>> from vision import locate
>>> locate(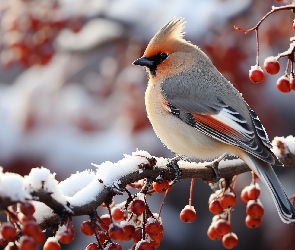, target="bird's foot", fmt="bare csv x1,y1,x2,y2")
167,157,182,184
205,154,227,183
205,161,221,182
